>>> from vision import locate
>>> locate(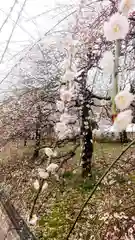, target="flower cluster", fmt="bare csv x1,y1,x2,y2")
101,0,134,132
101,1,131,74
112,90,134,131
31,146,59,225
54,36,78,140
